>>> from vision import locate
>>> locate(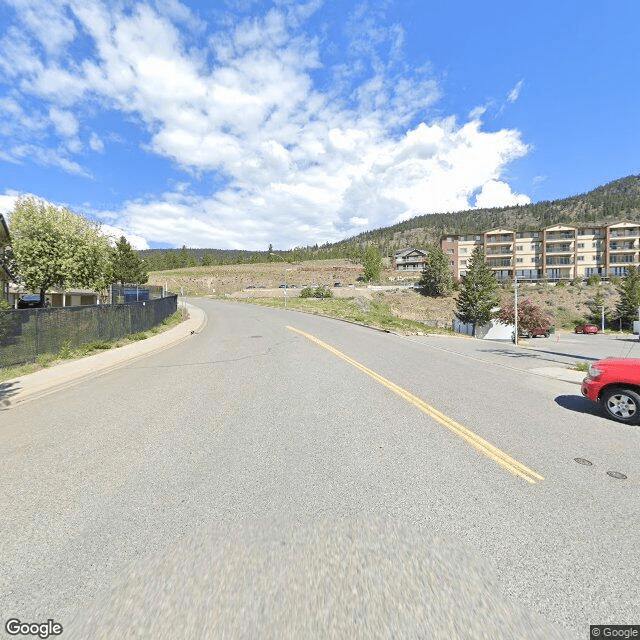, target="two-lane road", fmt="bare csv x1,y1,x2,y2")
1,299,637,639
